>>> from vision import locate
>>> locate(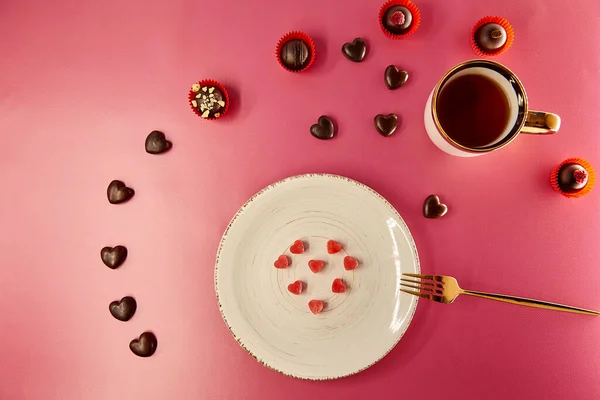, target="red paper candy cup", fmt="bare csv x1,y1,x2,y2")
275,31,316,73
550,157,596,198
379,0,421,39
471,16,514,57
188,79,229,120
